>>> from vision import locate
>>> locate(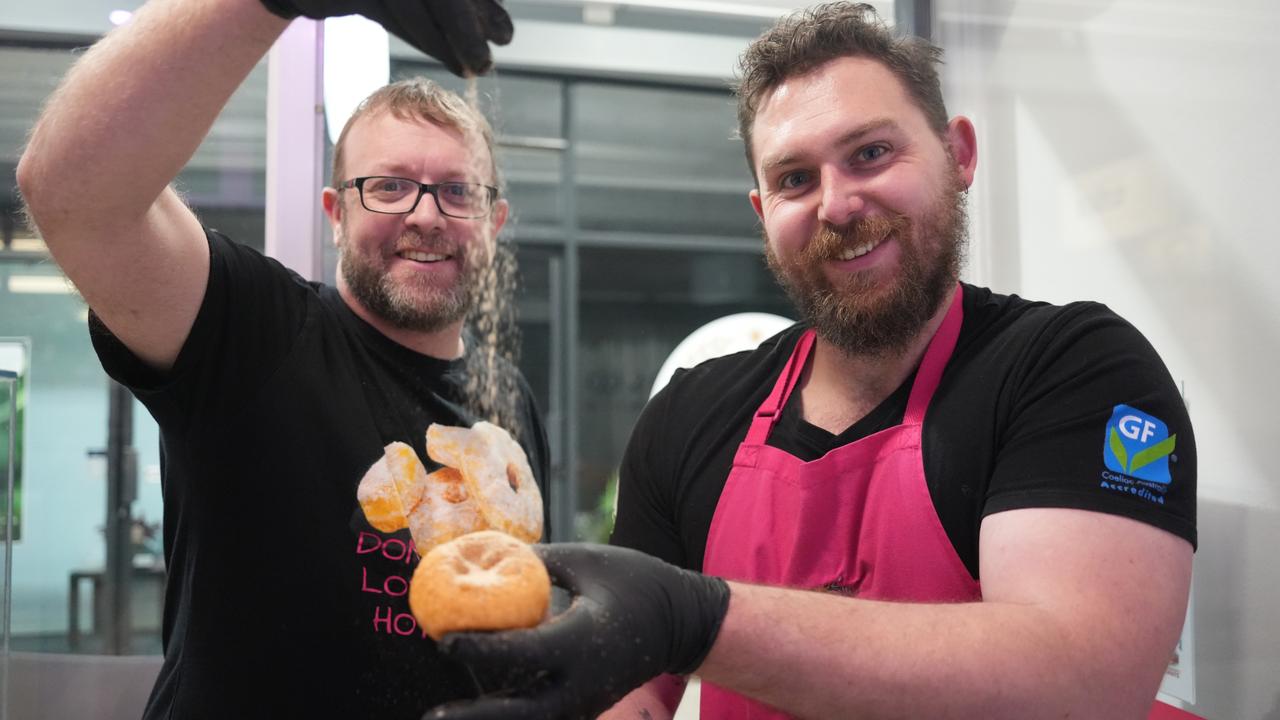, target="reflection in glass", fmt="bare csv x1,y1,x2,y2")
575,247,790,540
